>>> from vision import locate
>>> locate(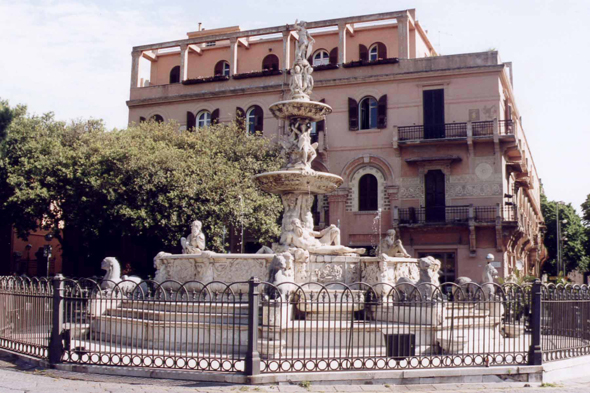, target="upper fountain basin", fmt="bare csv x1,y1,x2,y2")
269,100,332,122
253,170,343,195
